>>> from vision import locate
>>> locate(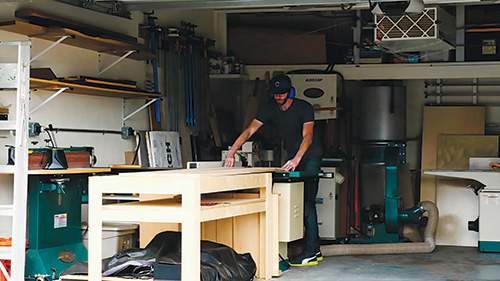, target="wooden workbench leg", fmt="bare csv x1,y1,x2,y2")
263,173,273,280
88,177,103,280
182,179,201,280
